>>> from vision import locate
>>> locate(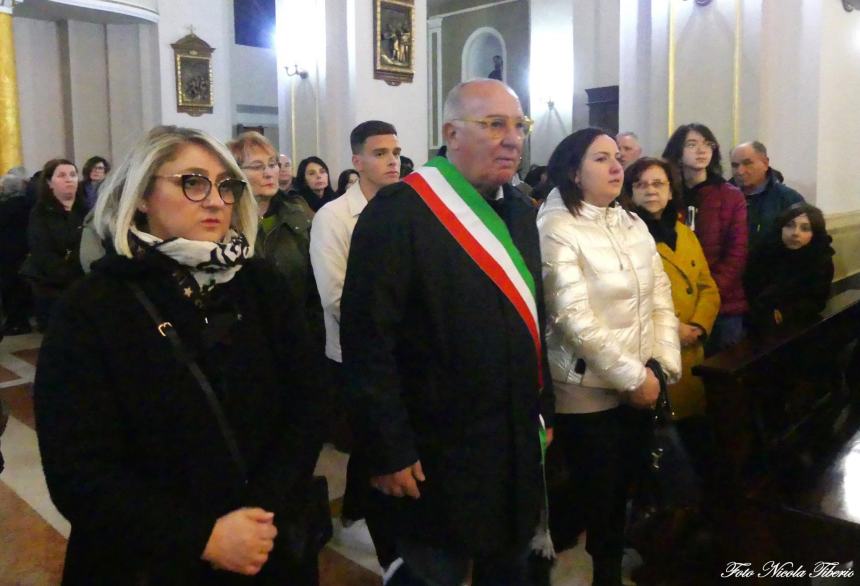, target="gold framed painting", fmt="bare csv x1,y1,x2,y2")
171,33,215,116
374,0,415,86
